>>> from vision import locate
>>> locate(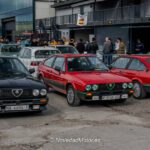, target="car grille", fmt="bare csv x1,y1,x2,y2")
99,83,123,92
0,89,33,100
